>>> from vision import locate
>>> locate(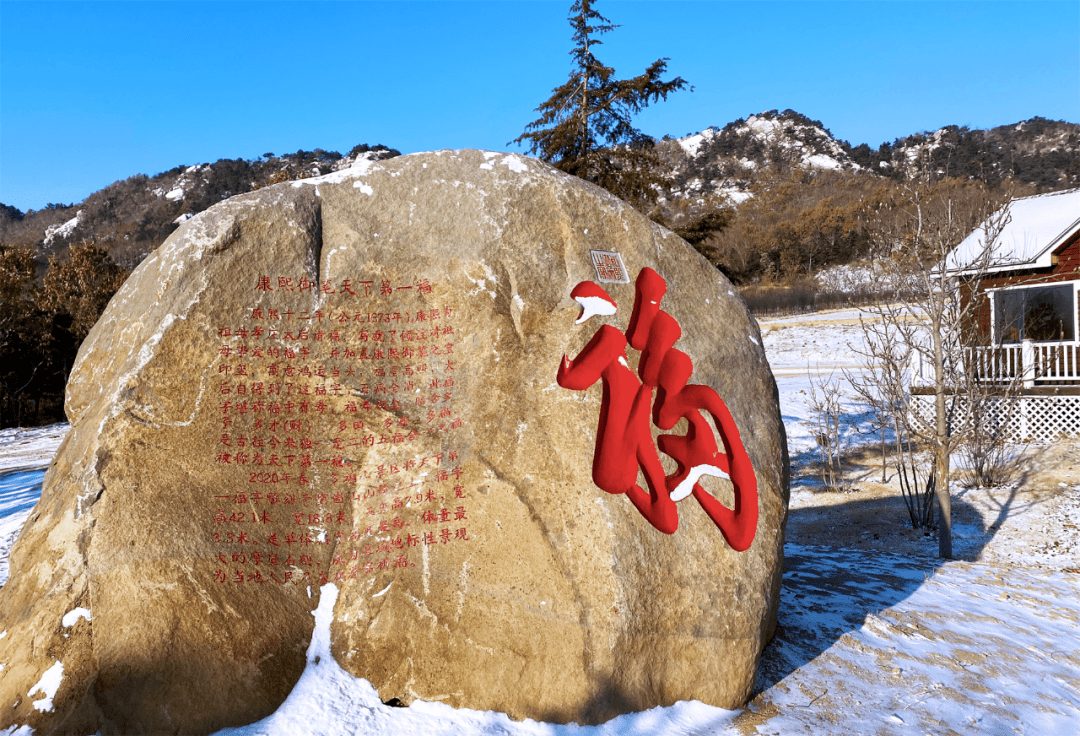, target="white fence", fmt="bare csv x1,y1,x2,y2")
909,393,1080,443
965,340,1080,388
